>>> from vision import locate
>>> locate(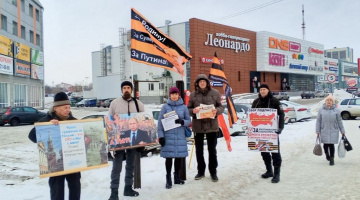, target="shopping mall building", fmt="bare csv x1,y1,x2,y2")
91,18,357,100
